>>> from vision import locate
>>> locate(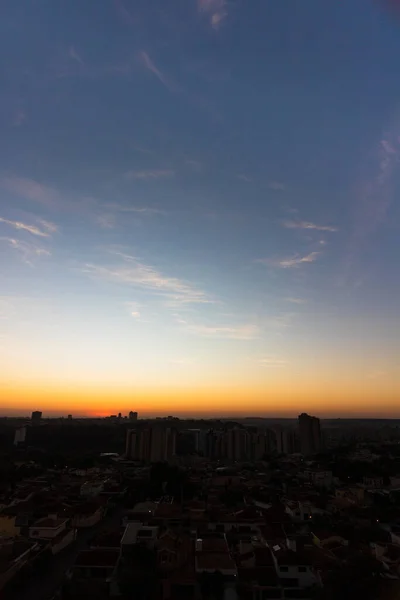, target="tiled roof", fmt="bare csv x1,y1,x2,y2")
198,537,228,553
274,549,312,566
196,552,236,571
73,549,120,568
